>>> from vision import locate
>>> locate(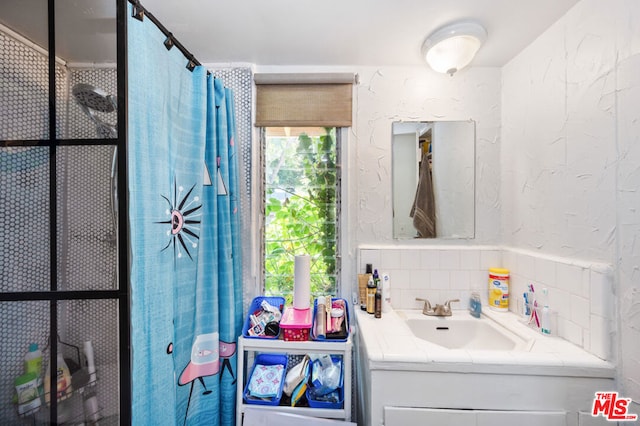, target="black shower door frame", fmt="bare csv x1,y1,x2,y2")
0,0,131,423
